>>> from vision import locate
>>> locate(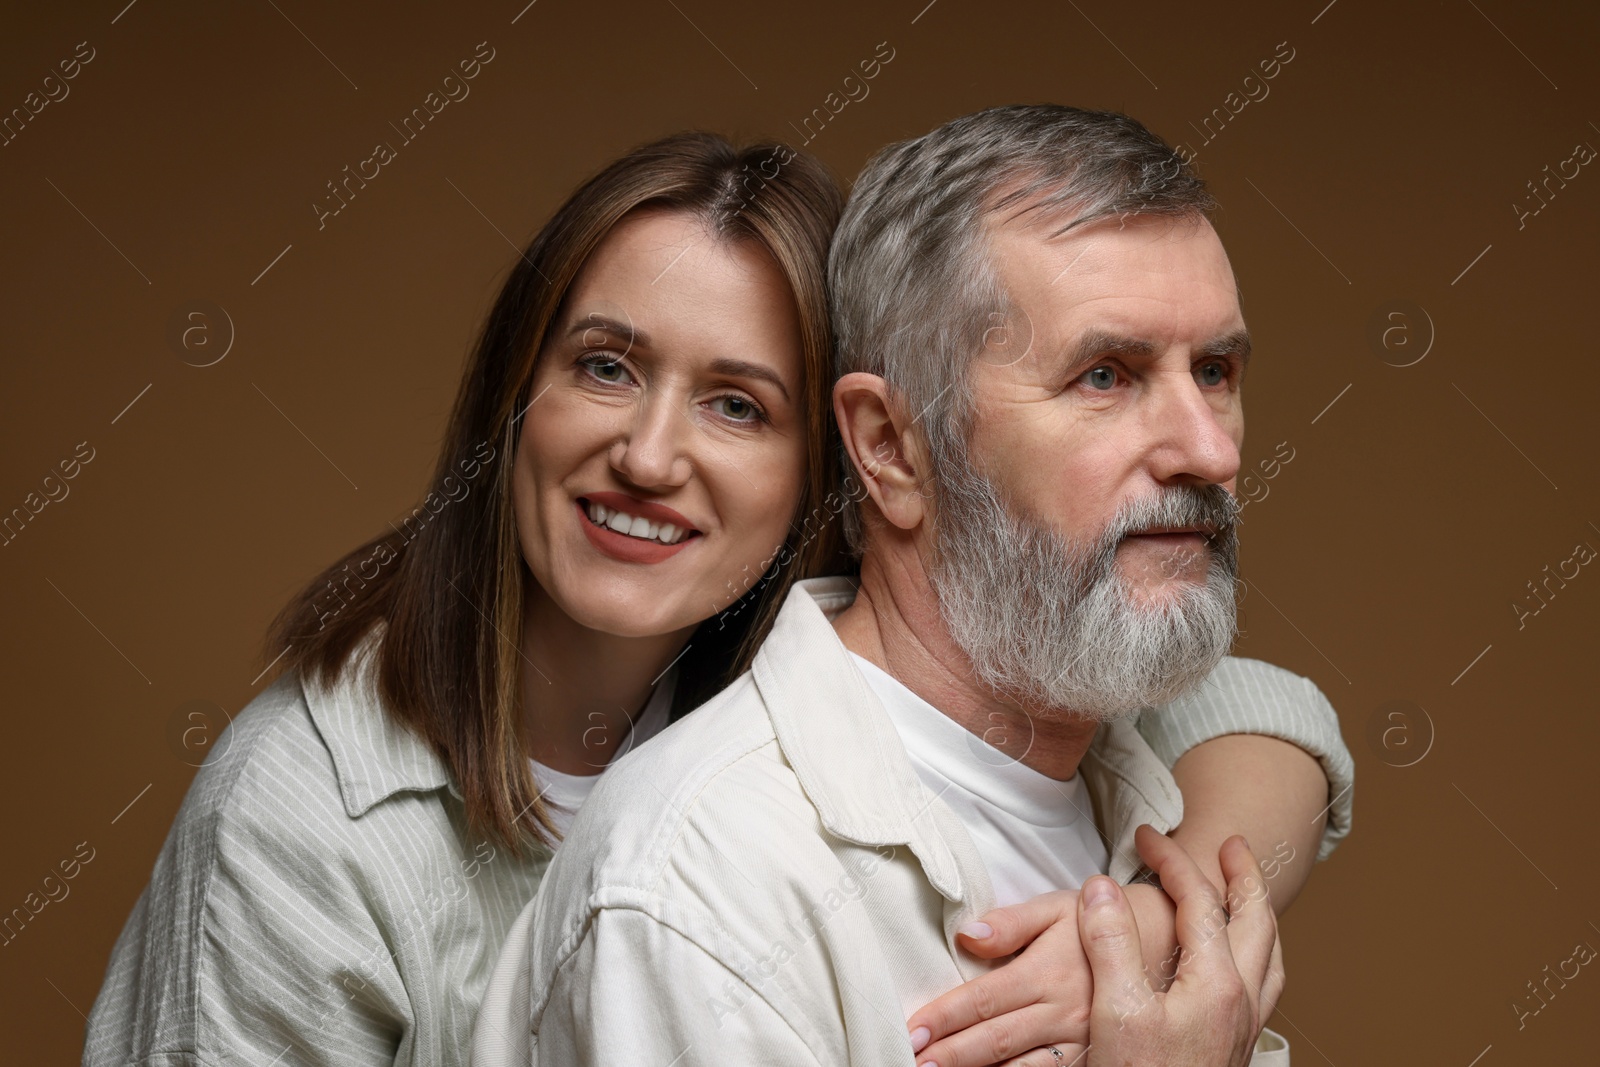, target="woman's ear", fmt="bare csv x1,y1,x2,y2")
832,372,930,535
